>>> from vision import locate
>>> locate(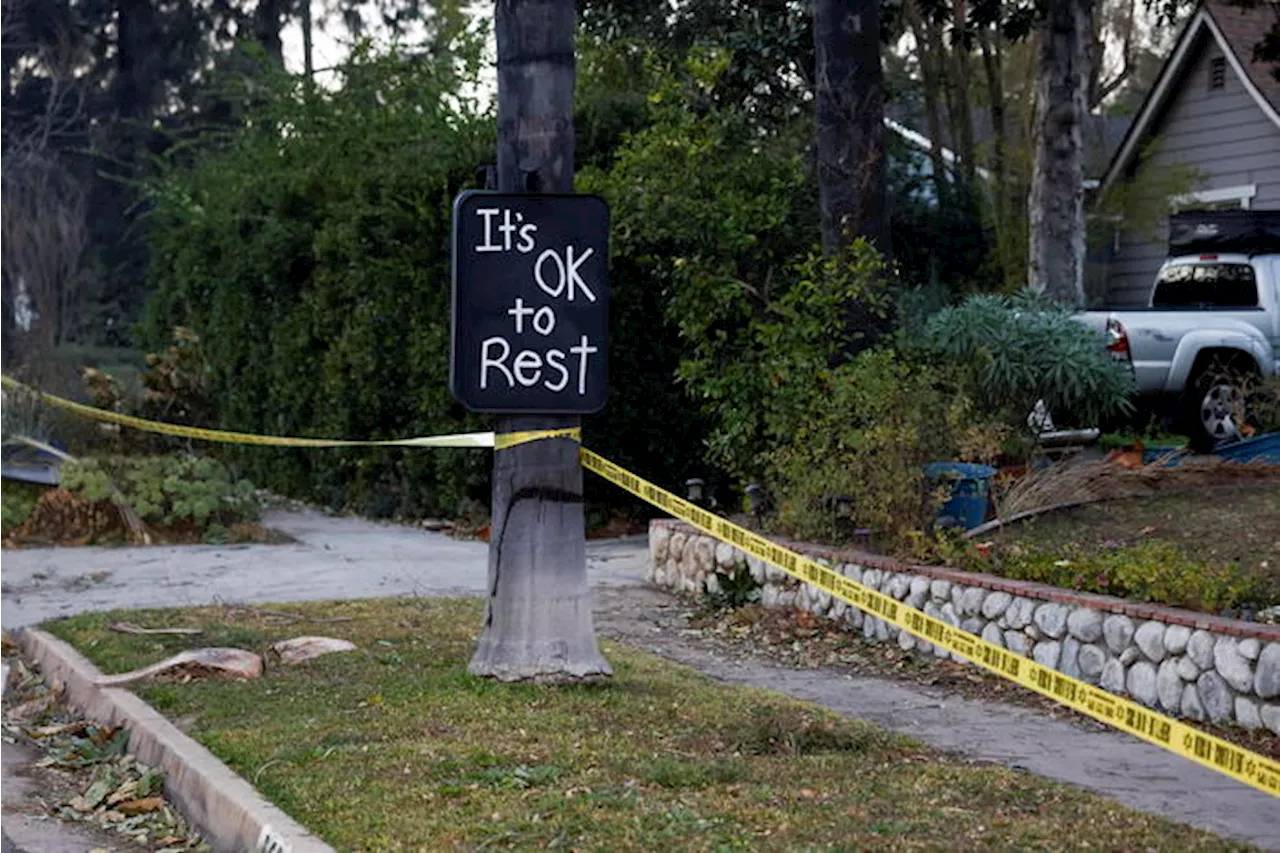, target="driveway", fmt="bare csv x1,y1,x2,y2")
1,508,650,628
